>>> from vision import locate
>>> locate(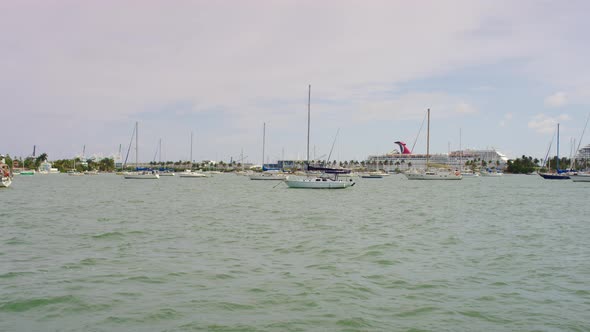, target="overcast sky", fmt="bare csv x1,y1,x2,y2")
2,1,590,163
